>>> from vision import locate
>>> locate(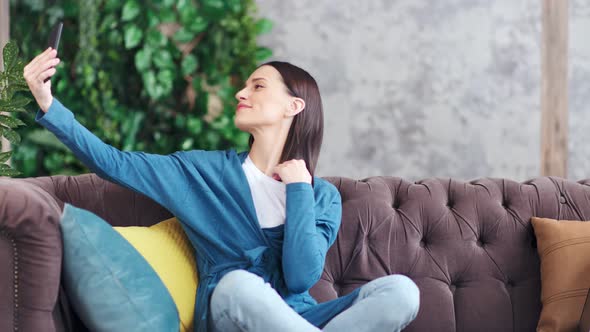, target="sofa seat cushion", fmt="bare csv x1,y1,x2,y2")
531,217,590,332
